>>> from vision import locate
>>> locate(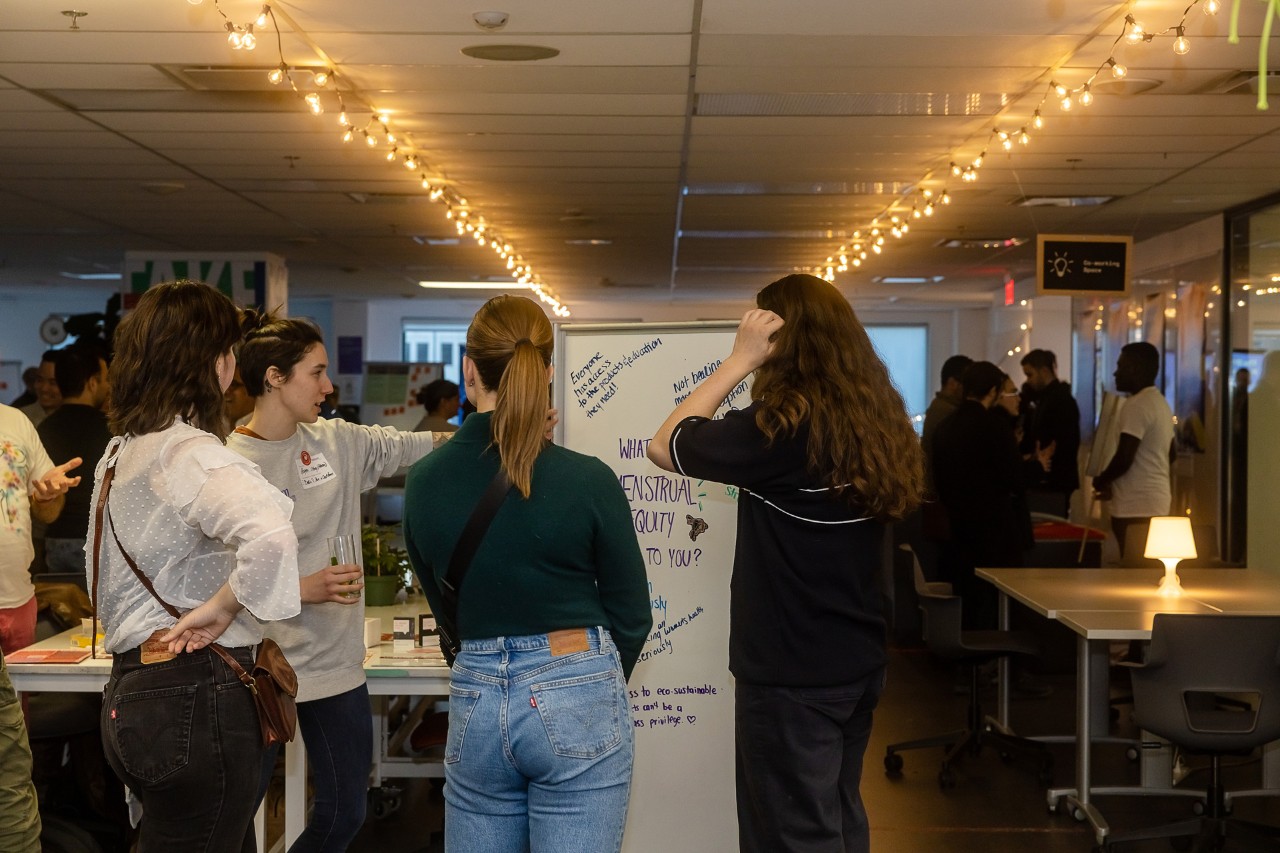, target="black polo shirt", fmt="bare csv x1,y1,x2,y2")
670,403,886,687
